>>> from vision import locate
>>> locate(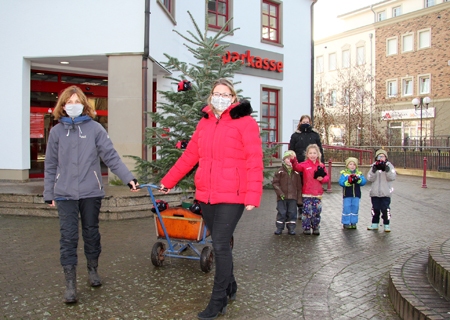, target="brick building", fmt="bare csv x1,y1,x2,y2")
375,3,450,146
314,0,450,147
